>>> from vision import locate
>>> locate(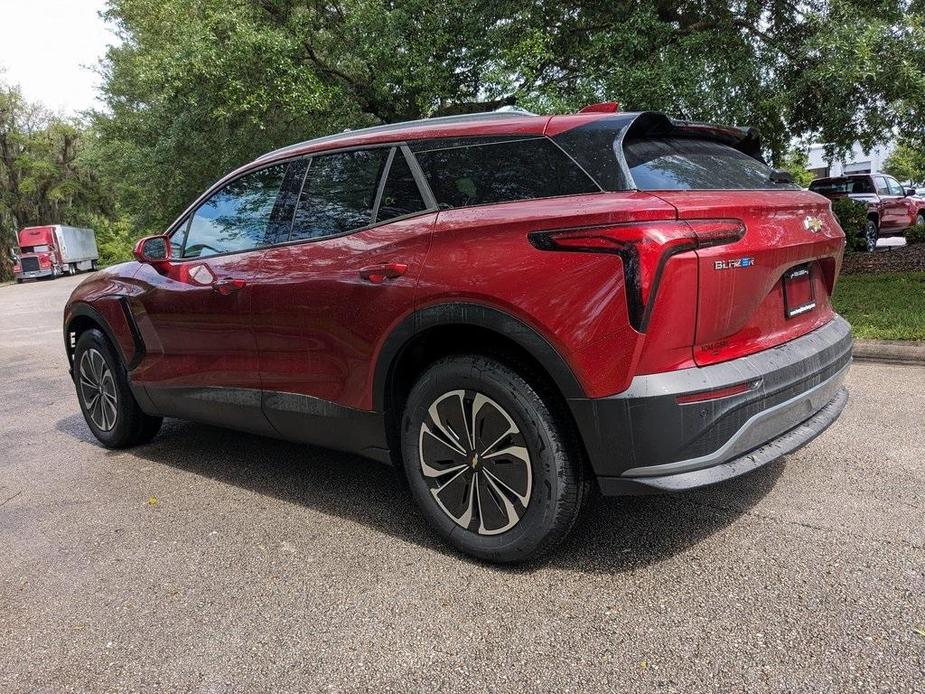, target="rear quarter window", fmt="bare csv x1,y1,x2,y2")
809,177,875,195
413,138,598,208
623,137,793,191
